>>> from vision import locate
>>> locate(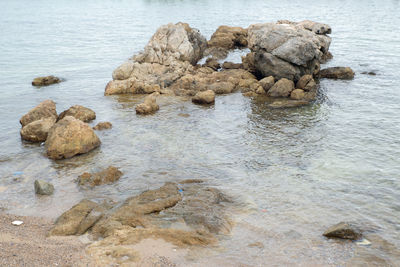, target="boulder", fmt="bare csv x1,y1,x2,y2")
259,76,275,92
192,90,215,104
32,76,61,86
267,78,294,97
45,116,101,160
58,105,96,122
135,92,160,115
319,67,355,79
93,122,112,131
296,74,313,89
77,166,123,187
20,100,57,127
34,180,54,195
323,222,362,240
290,89,305,100
207,25,248,50
20,117,56,142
